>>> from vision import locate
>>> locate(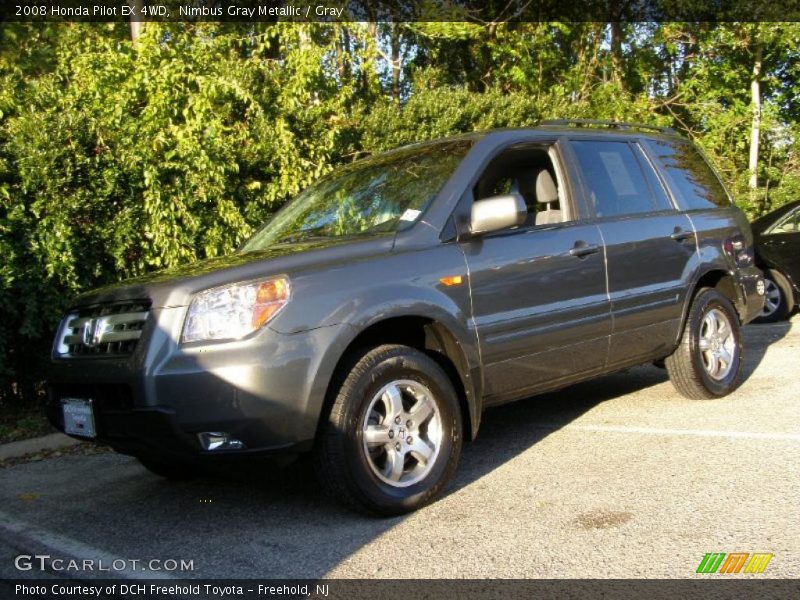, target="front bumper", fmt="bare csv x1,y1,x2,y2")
47,305,348,460
45,400,201,458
